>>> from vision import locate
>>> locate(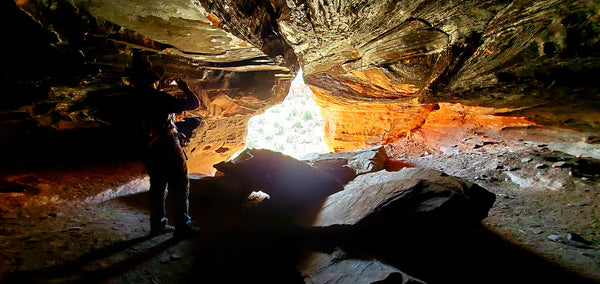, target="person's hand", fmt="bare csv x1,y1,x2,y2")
175,78,189,90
